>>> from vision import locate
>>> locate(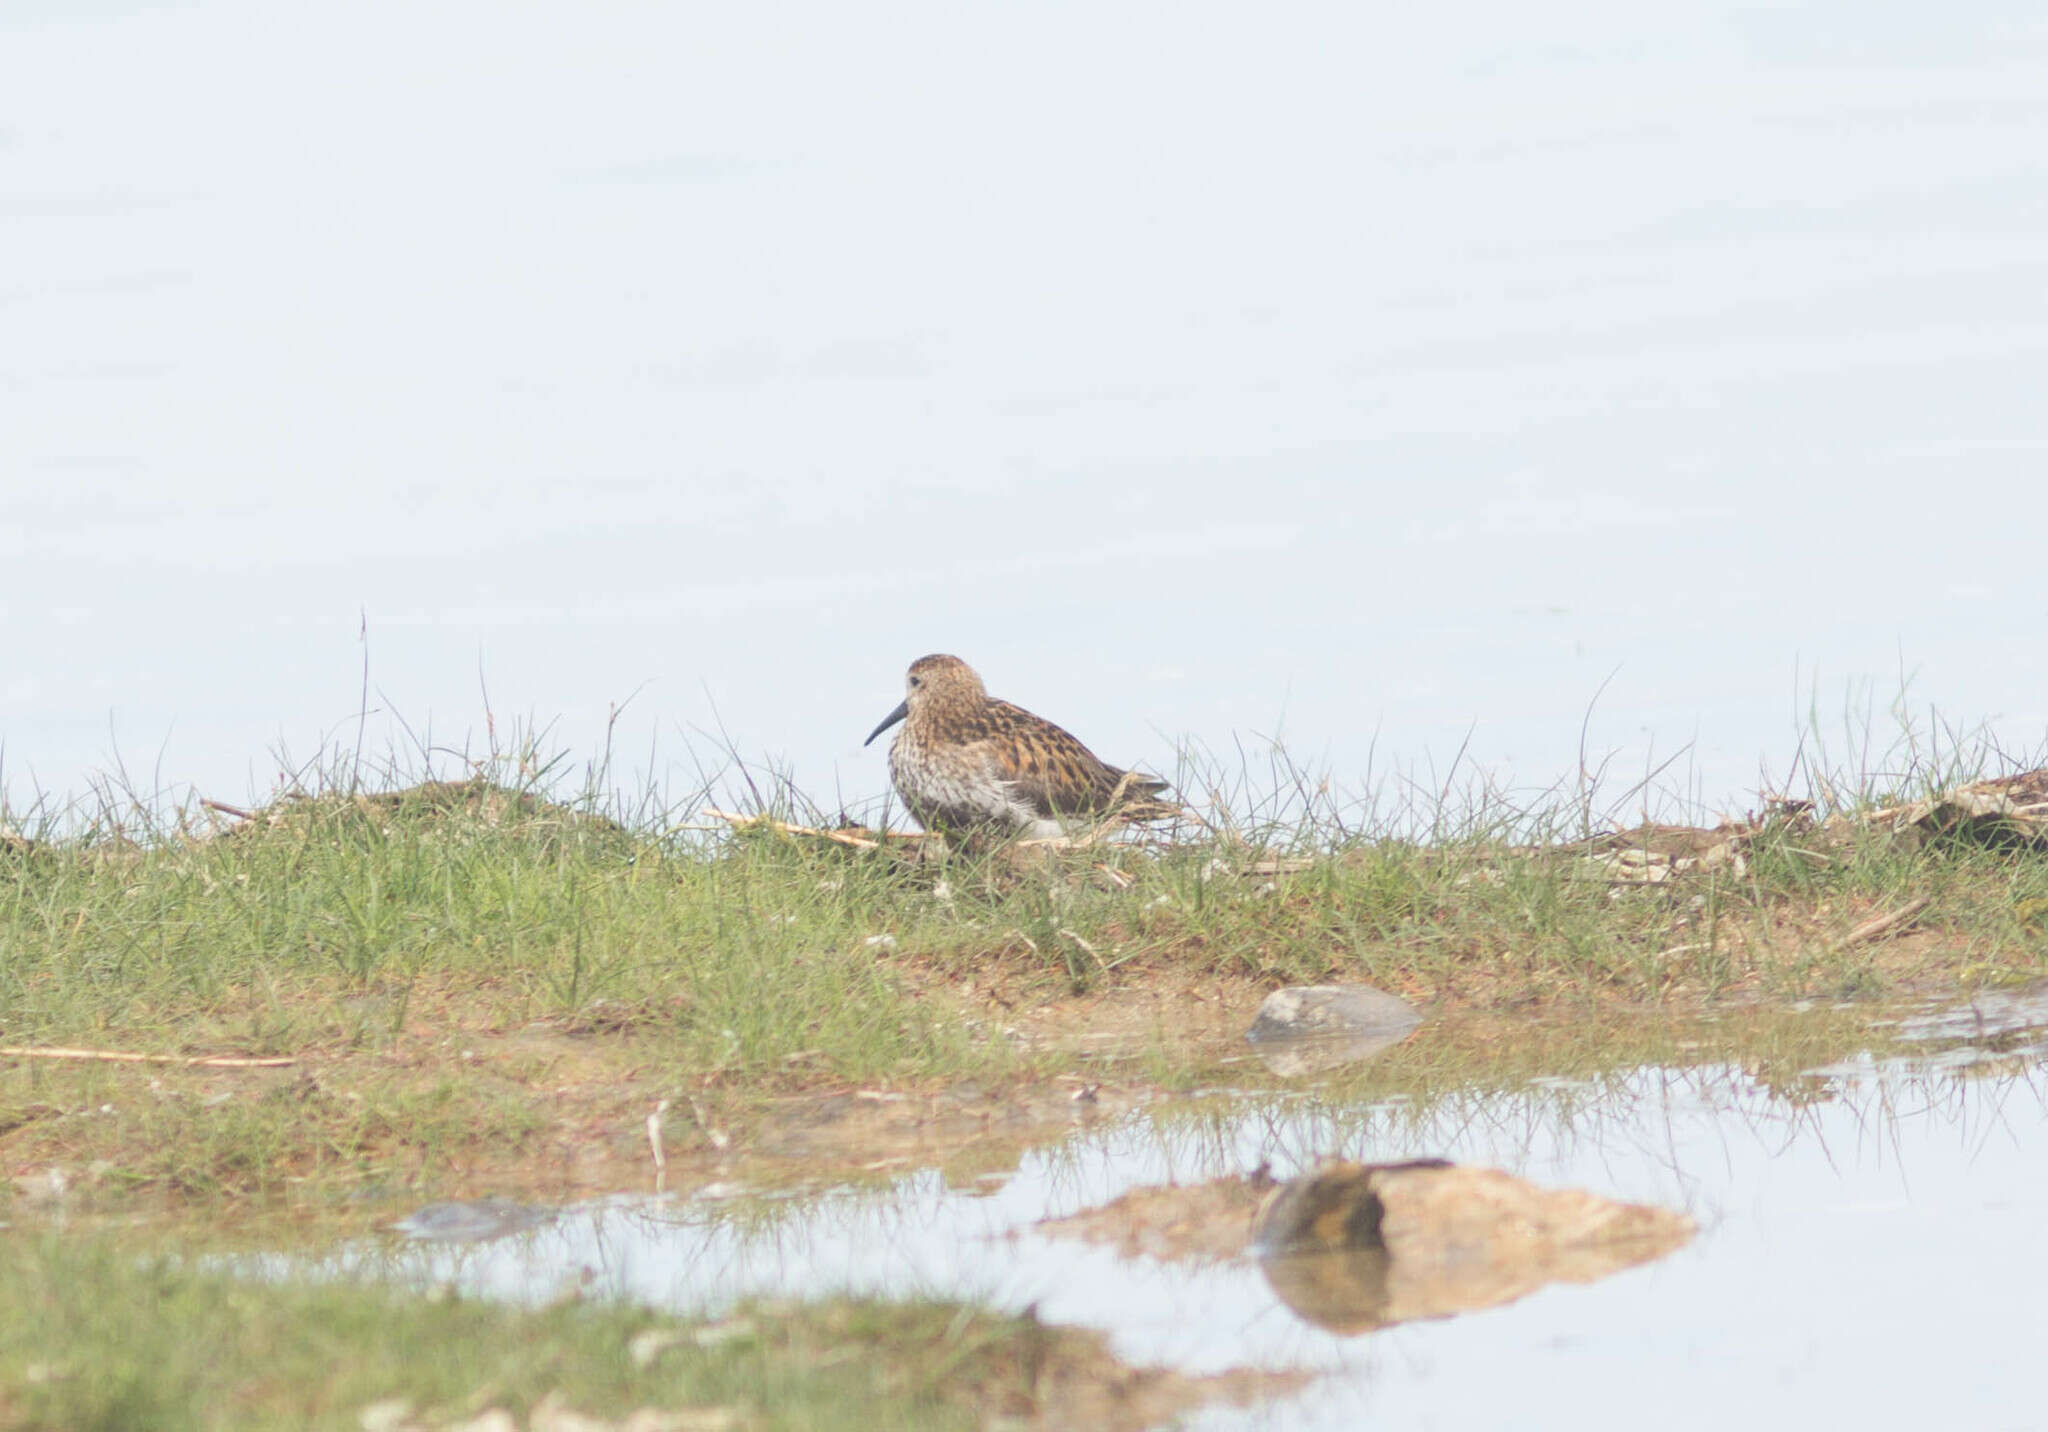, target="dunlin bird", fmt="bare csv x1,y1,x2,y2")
864,654,1183,838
